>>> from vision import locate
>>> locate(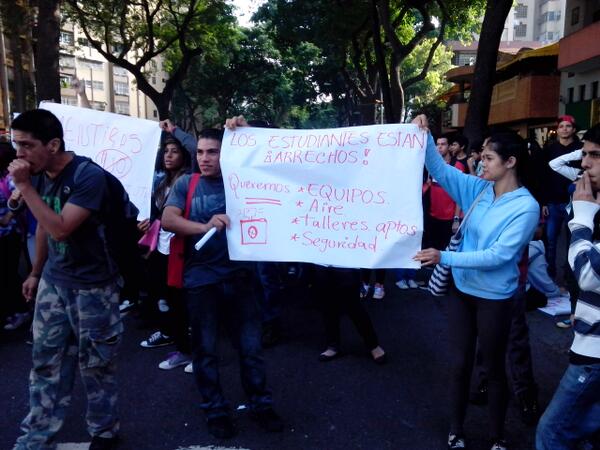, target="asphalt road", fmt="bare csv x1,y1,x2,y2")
0,275,572,450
